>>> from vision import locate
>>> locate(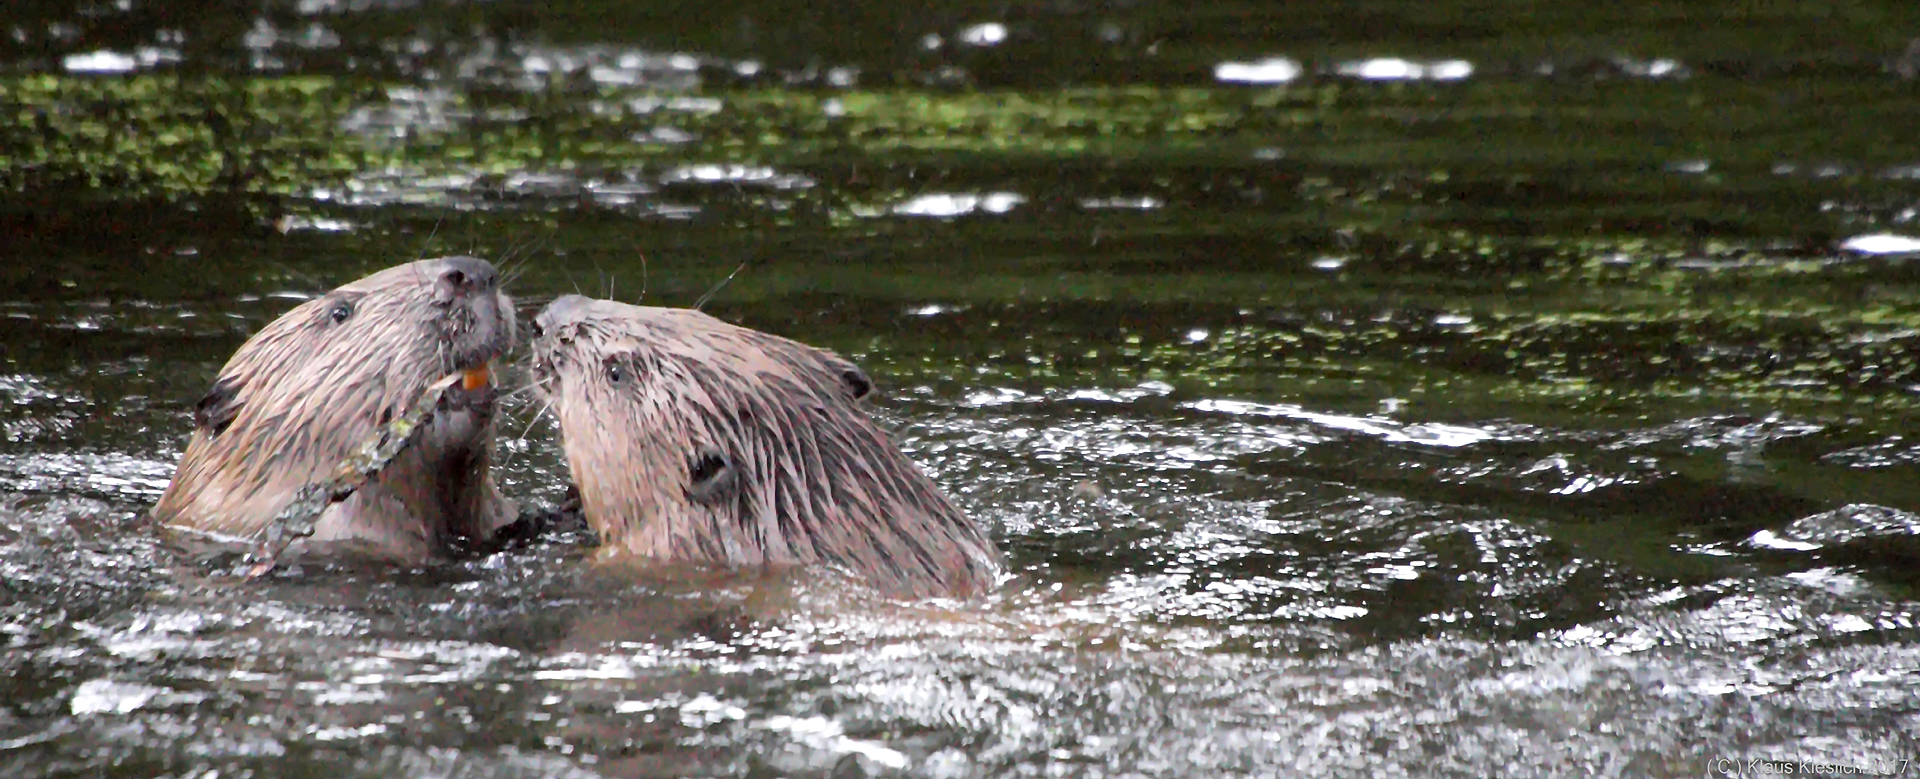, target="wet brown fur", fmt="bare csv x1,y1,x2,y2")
154,257,517,560
530,295,1000,598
